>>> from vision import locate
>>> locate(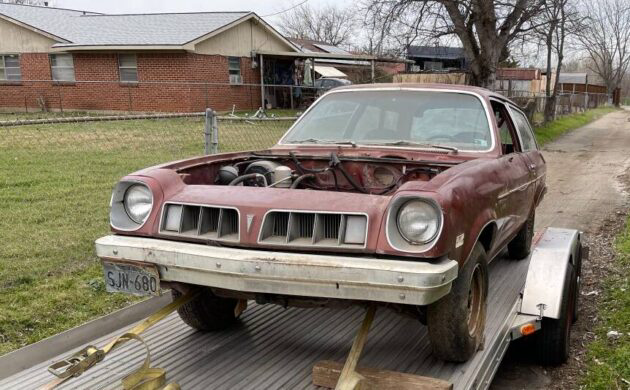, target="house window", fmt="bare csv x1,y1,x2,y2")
228,57,242,84
50,54,75,81
118,54,138,82
0,54,21,81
